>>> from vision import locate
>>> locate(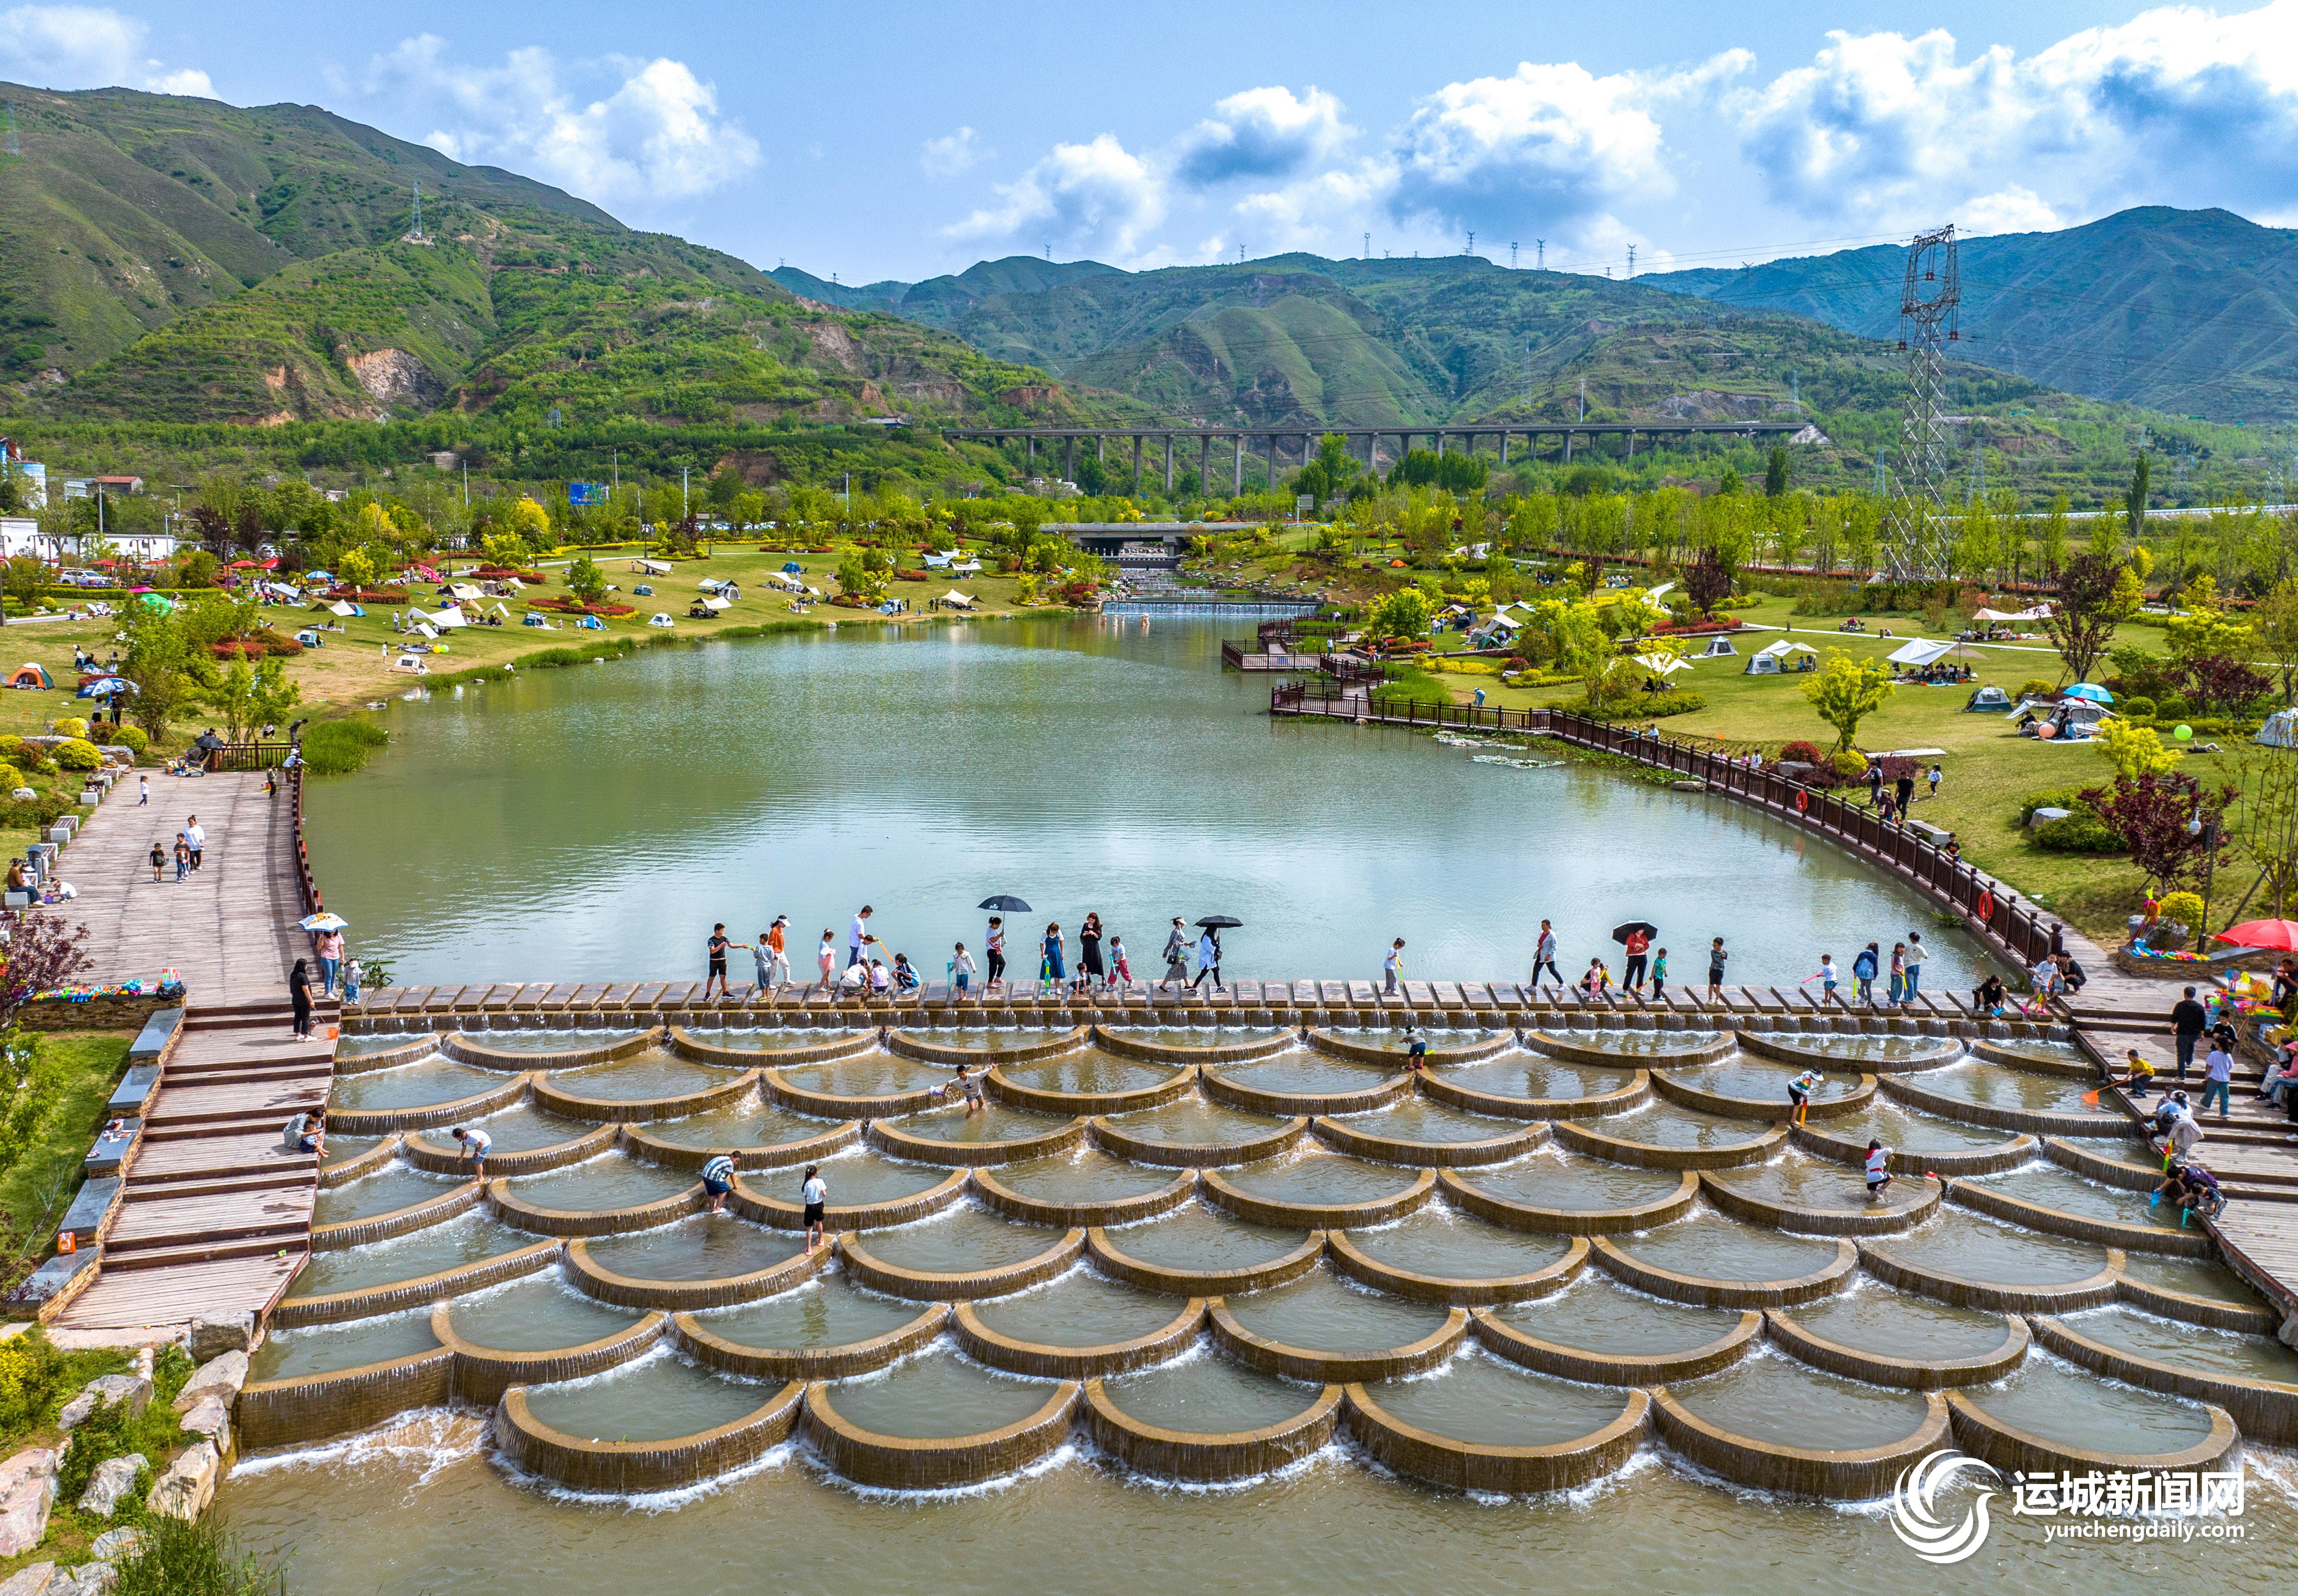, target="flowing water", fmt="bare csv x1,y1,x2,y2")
244,625,2295,1590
